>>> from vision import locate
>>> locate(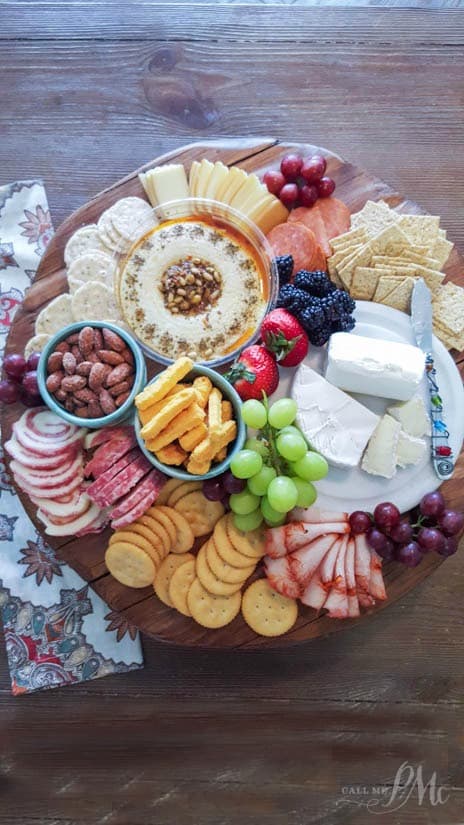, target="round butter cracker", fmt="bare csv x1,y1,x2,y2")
206,536,255,585
175,492,224,537
168,558,196,616
214,516,258,569
167,480,203,507
241,579,298,637
226,515,266,559
154,552,195,607
105,541,155,588
187,577,241,629
156,479,185,506
146,505,177,546
196,541,243,597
